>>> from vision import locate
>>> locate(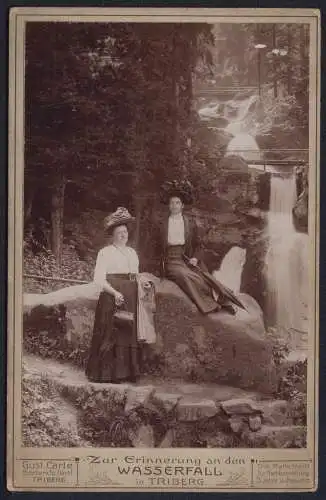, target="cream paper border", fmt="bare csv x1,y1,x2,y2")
7,7,320,492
